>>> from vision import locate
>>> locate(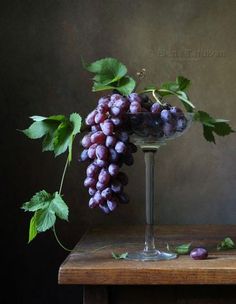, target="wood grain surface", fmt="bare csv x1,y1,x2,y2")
58,225,236,285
